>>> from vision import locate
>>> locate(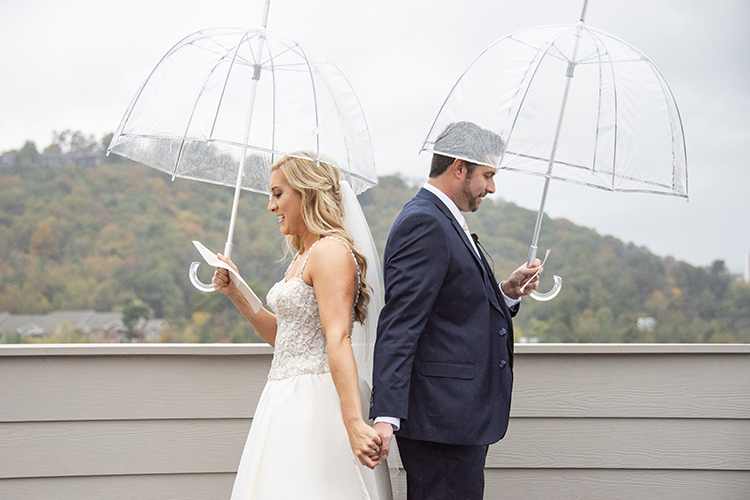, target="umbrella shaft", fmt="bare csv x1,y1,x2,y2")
528,83,570,265
528,175,552,265
224,31,268,258
528,23,584,266
261,0,270,28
